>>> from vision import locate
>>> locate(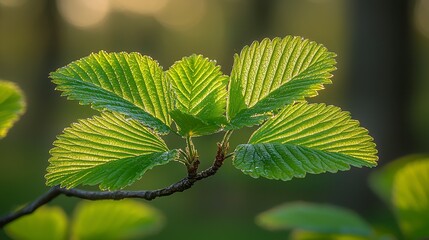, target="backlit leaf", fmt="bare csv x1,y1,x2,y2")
234,103,377,180
46,112,178,190
167,55,228,136
50,51,174,134
227,36,336,128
